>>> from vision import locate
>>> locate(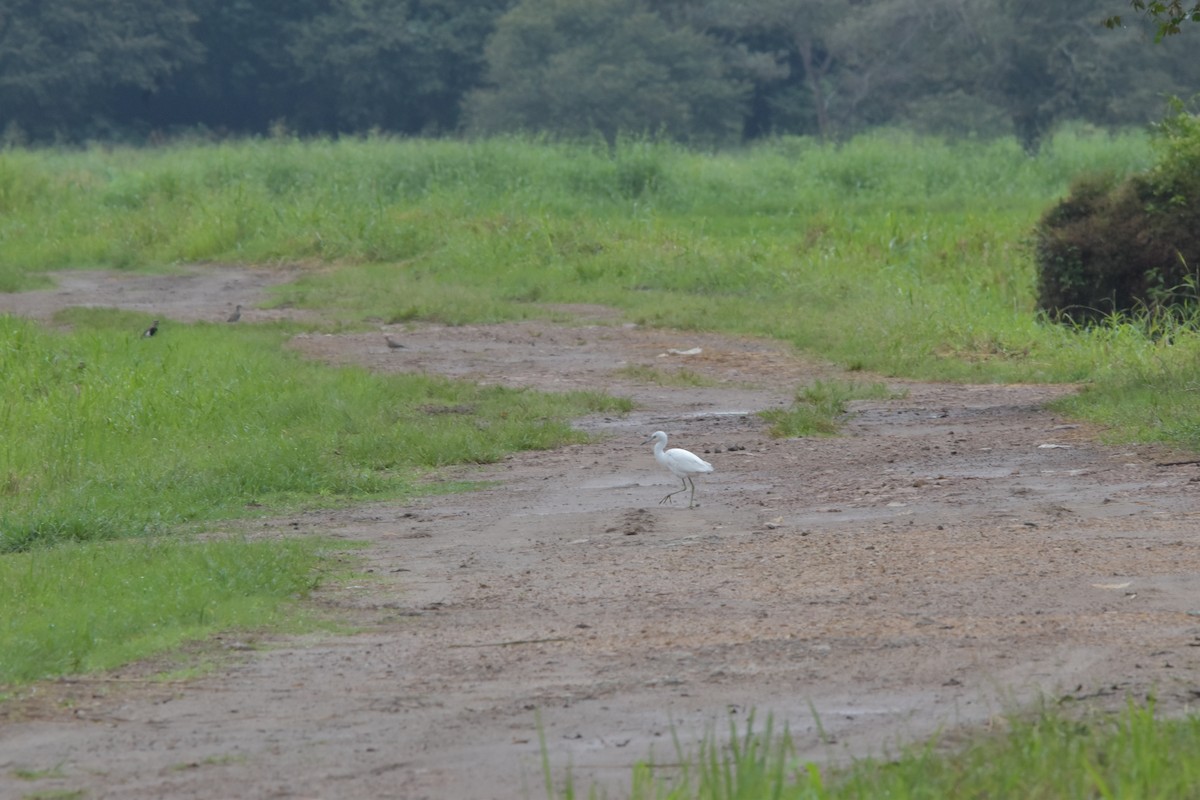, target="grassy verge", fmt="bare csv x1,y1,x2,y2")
0,535,325,685
1044,309,1200,450
0,310,629,552
0,308,628,684
555,701,1200,799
